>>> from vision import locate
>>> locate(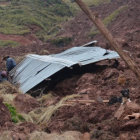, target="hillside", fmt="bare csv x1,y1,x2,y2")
0,0,112,48
0,0,140,139
0,0,115,63
0,0,74,47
